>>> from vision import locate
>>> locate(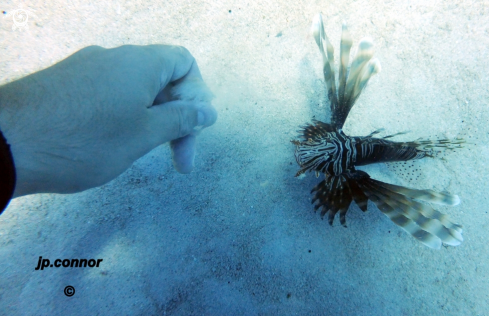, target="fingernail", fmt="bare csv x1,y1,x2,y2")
196,105,218,127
